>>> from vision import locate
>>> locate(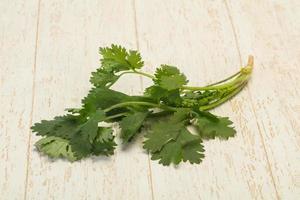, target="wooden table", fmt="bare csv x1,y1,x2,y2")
1,1,299,199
